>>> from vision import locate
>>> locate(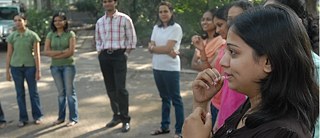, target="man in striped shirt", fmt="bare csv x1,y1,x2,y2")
95,0,137,133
